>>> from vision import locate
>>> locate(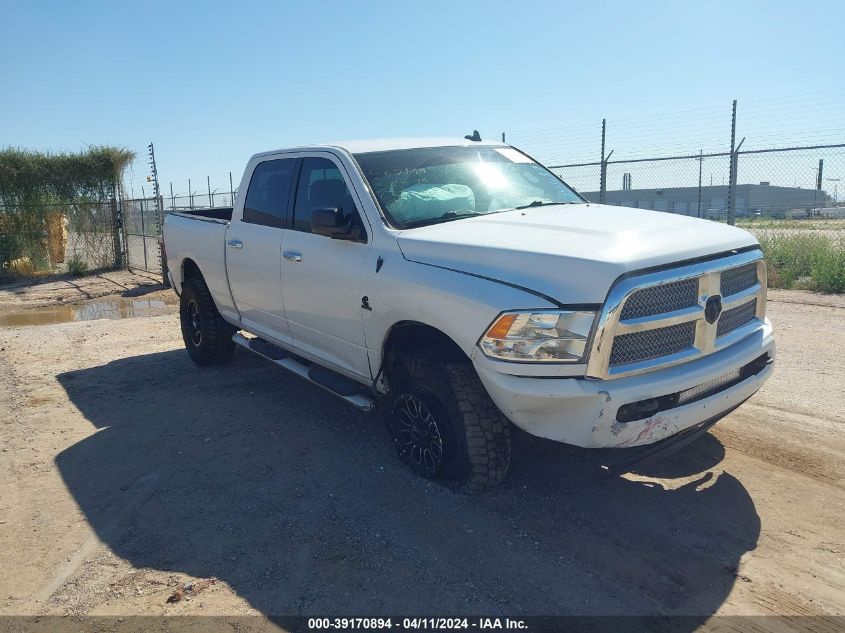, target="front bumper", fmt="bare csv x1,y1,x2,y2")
474,320,775,448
